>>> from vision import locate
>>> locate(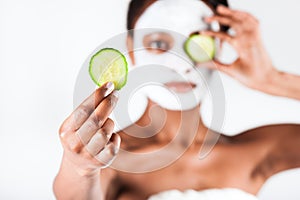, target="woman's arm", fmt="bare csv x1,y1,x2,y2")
53,154,104,200
251,124,300,179
198,5,300,101
265,70,300,100
53,82,121,200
